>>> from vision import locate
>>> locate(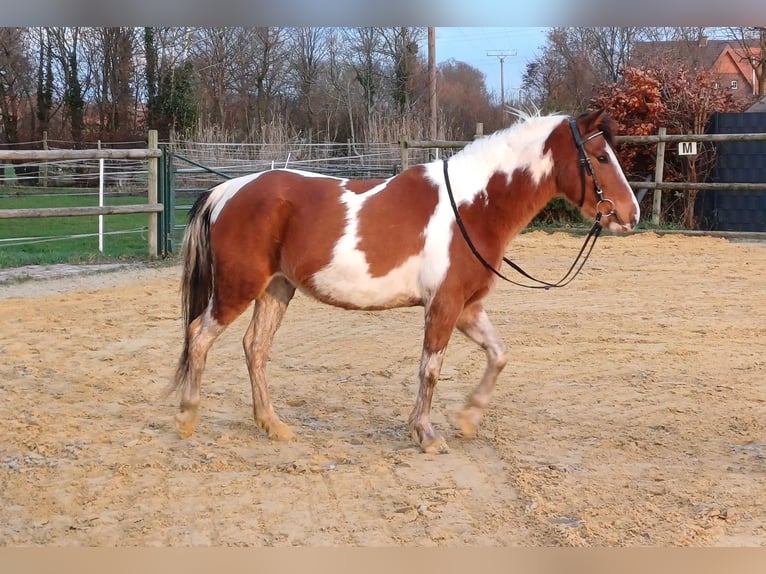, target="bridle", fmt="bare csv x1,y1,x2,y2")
569,119,615,218
443,118,617,290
